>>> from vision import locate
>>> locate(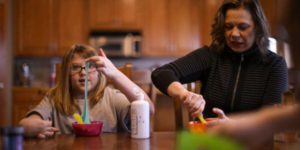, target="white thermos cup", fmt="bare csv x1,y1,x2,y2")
131,93,150,139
